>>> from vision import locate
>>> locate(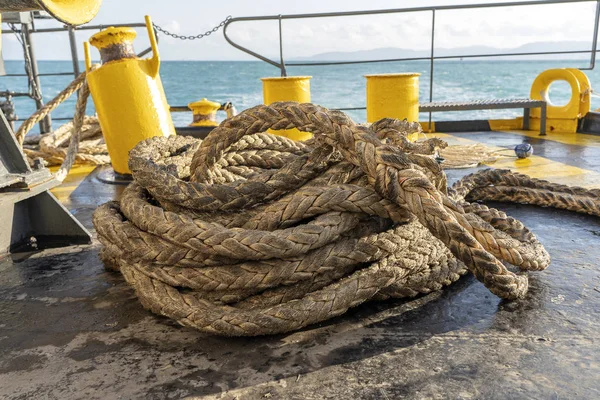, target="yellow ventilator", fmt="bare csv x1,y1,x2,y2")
188,98,221,127
261,76,312,141
0,0,102,25
365,73,420,123
84,15,176,175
